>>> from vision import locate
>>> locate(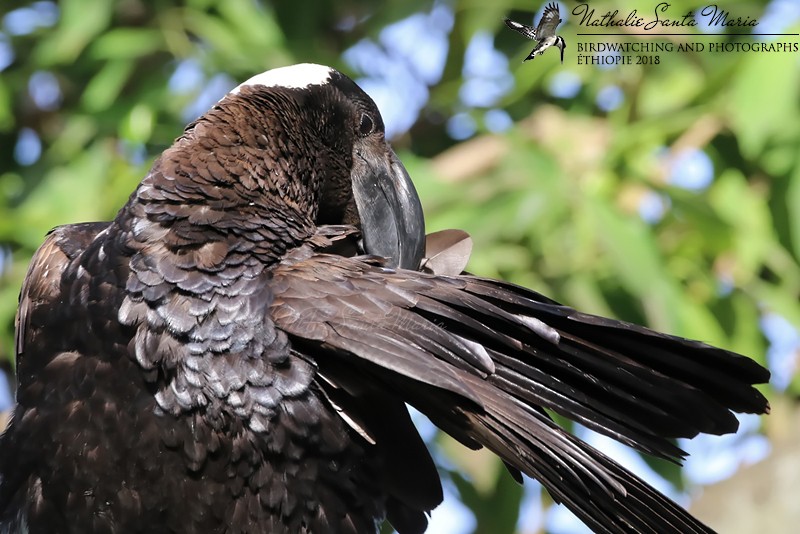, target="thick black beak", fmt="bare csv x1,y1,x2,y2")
351,146,425,270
